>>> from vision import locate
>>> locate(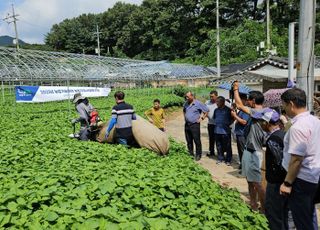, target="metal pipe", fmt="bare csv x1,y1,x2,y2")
296,0,316,111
